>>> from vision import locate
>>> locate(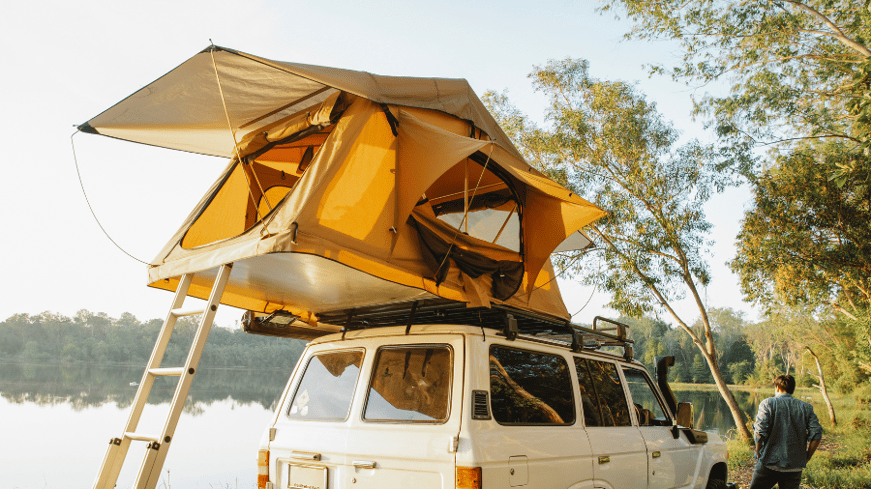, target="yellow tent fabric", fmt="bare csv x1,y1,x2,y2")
79,46,606,324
